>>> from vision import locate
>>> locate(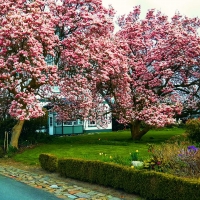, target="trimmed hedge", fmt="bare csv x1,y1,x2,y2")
39,153,58,172
58,158,200,200
39,154,200,200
